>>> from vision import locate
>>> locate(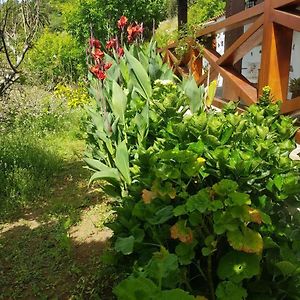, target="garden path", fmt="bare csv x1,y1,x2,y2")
0,139,113,299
